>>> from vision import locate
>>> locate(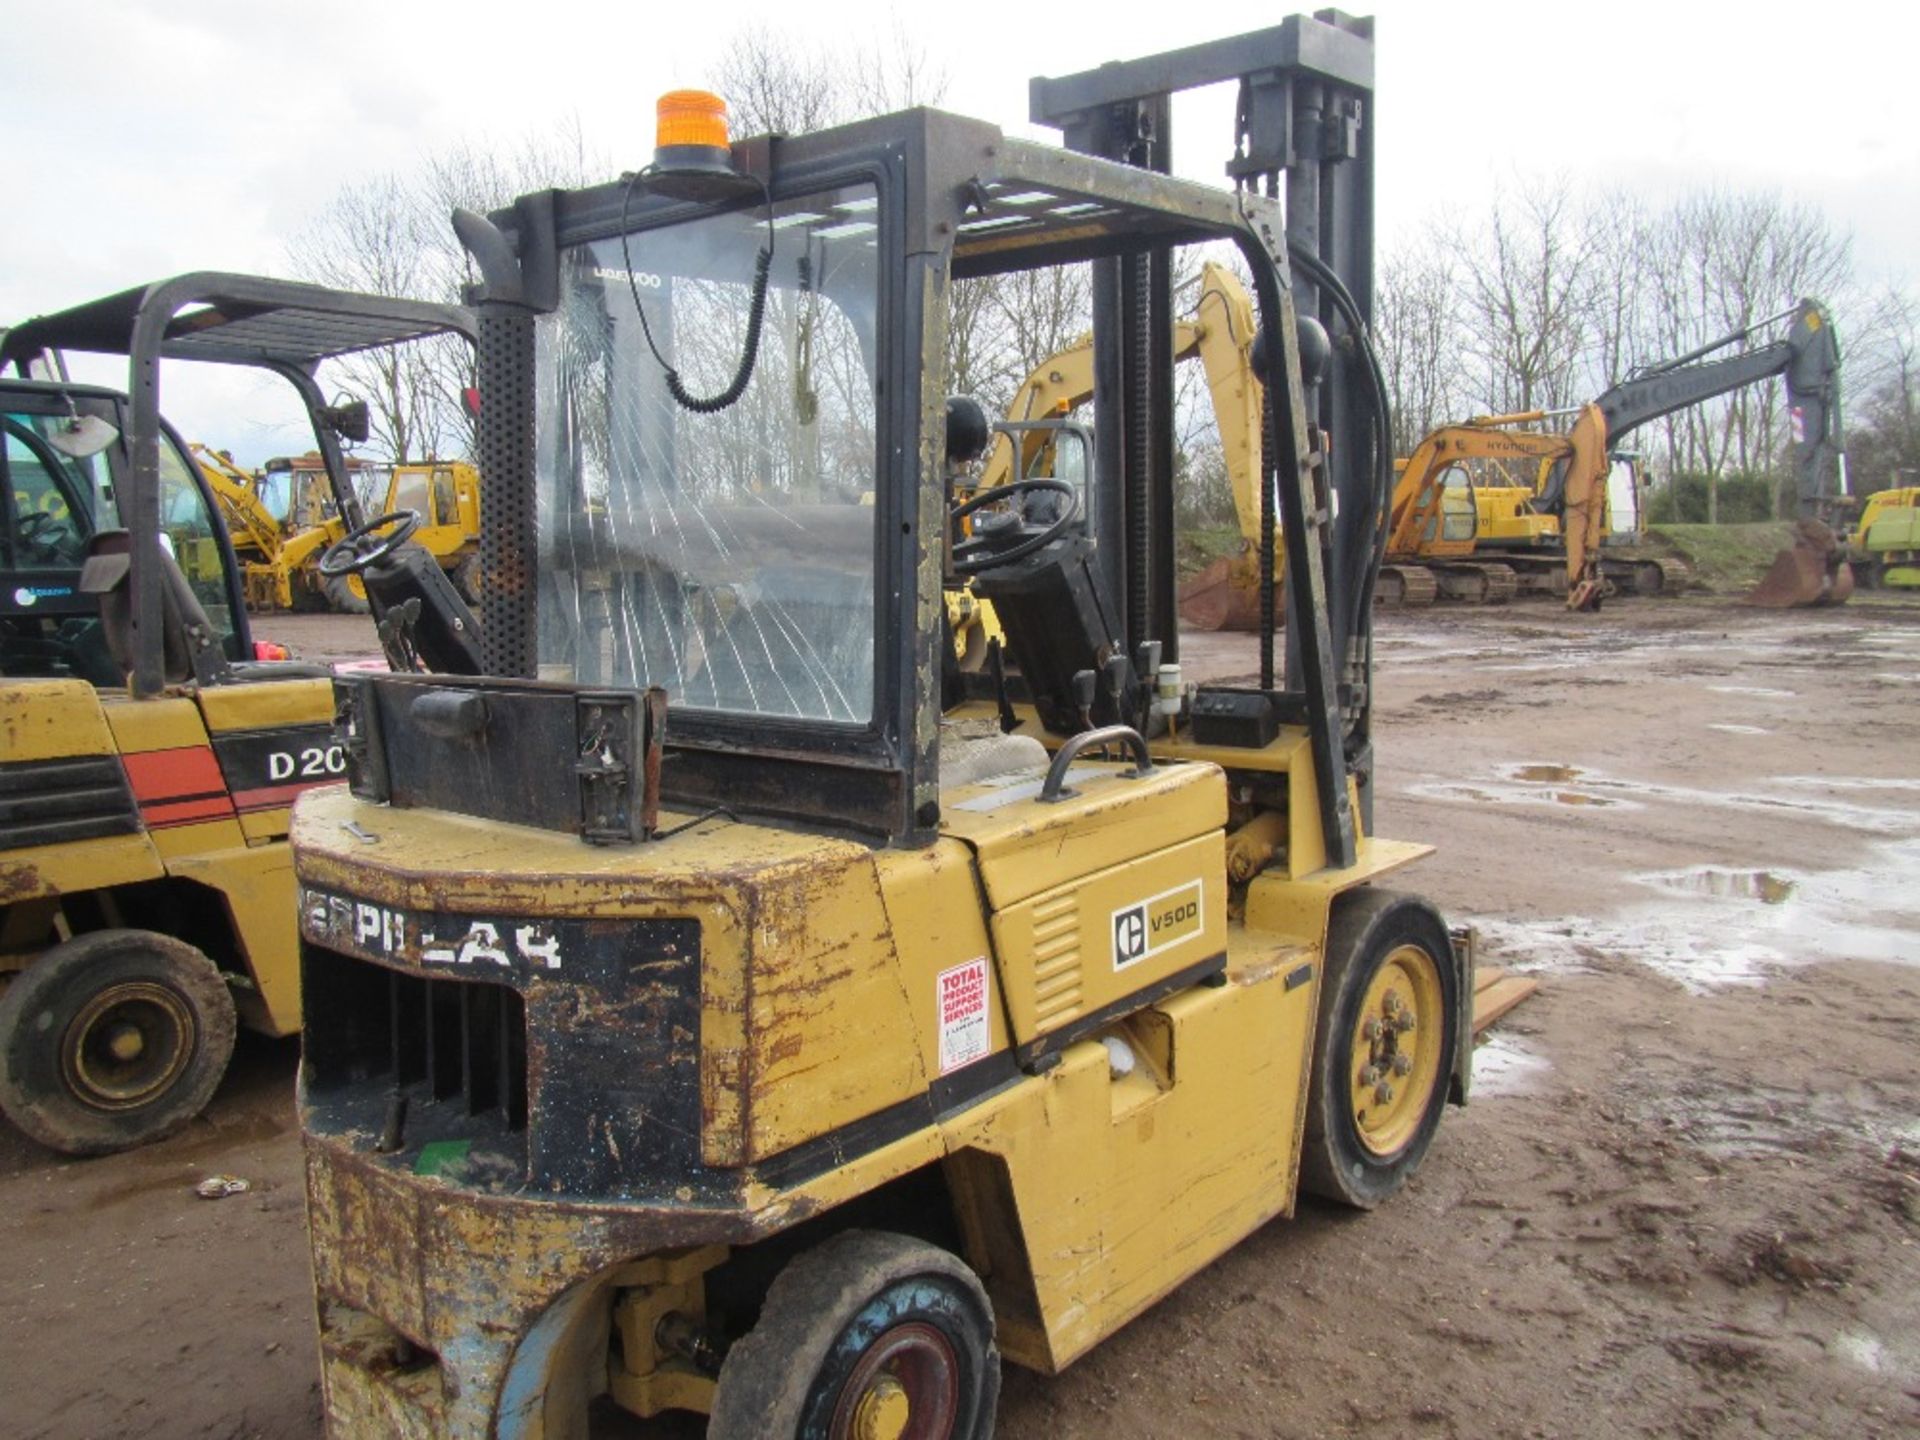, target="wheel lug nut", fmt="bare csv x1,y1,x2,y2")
1395,1014,1416,1034
1363,1018,1384,1041
1374,1081,1394,1104
1392,1054,1413,1076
